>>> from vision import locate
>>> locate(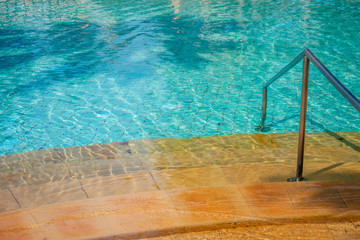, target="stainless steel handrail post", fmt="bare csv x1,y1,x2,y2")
256,87,268,131
288,55,310,182
261,87,268,127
